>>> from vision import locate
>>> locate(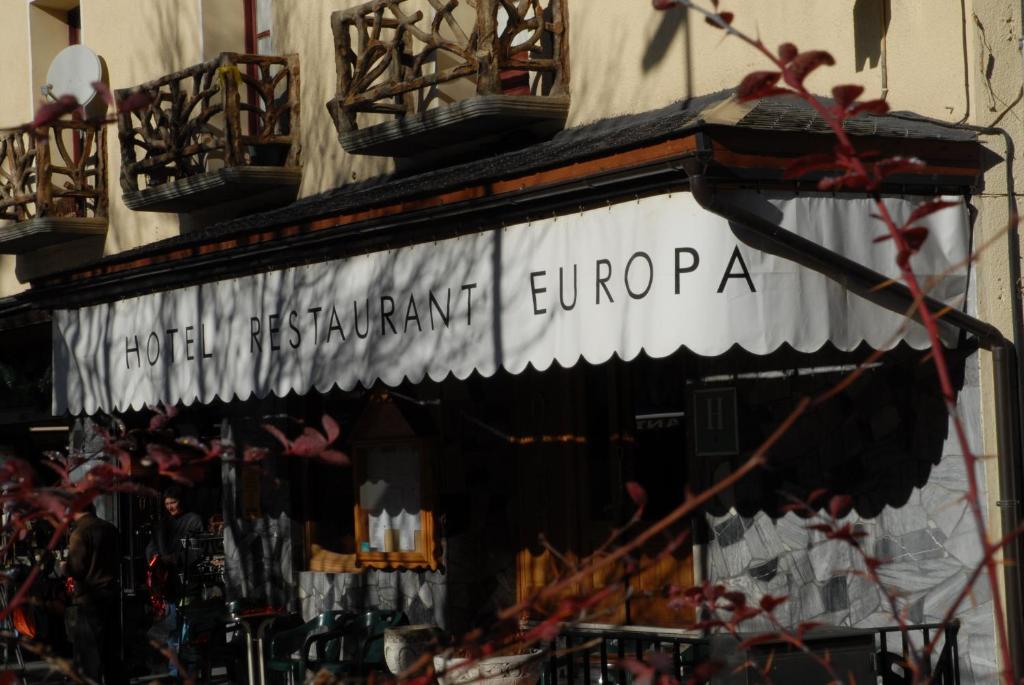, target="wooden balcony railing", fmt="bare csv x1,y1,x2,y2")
0,121,108,253
329,0,569,156
116,52,301,213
